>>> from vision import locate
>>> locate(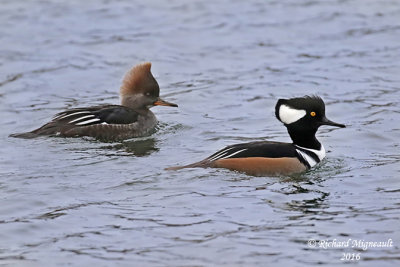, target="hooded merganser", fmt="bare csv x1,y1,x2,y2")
167,96,345,176
10,62,178,141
